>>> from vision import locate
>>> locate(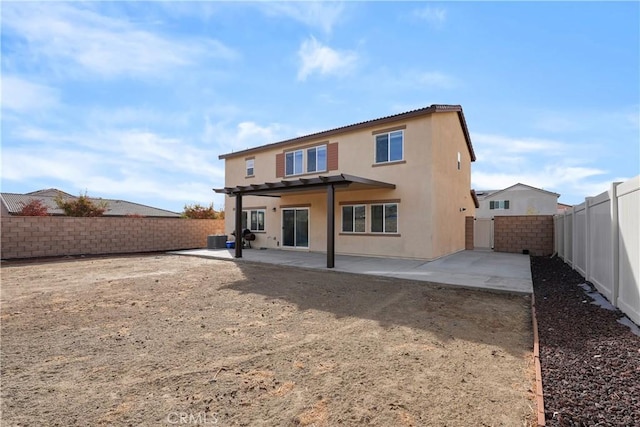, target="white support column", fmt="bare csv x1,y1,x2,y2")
567,206,574,268
610,182,620,307
585,197,592,283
